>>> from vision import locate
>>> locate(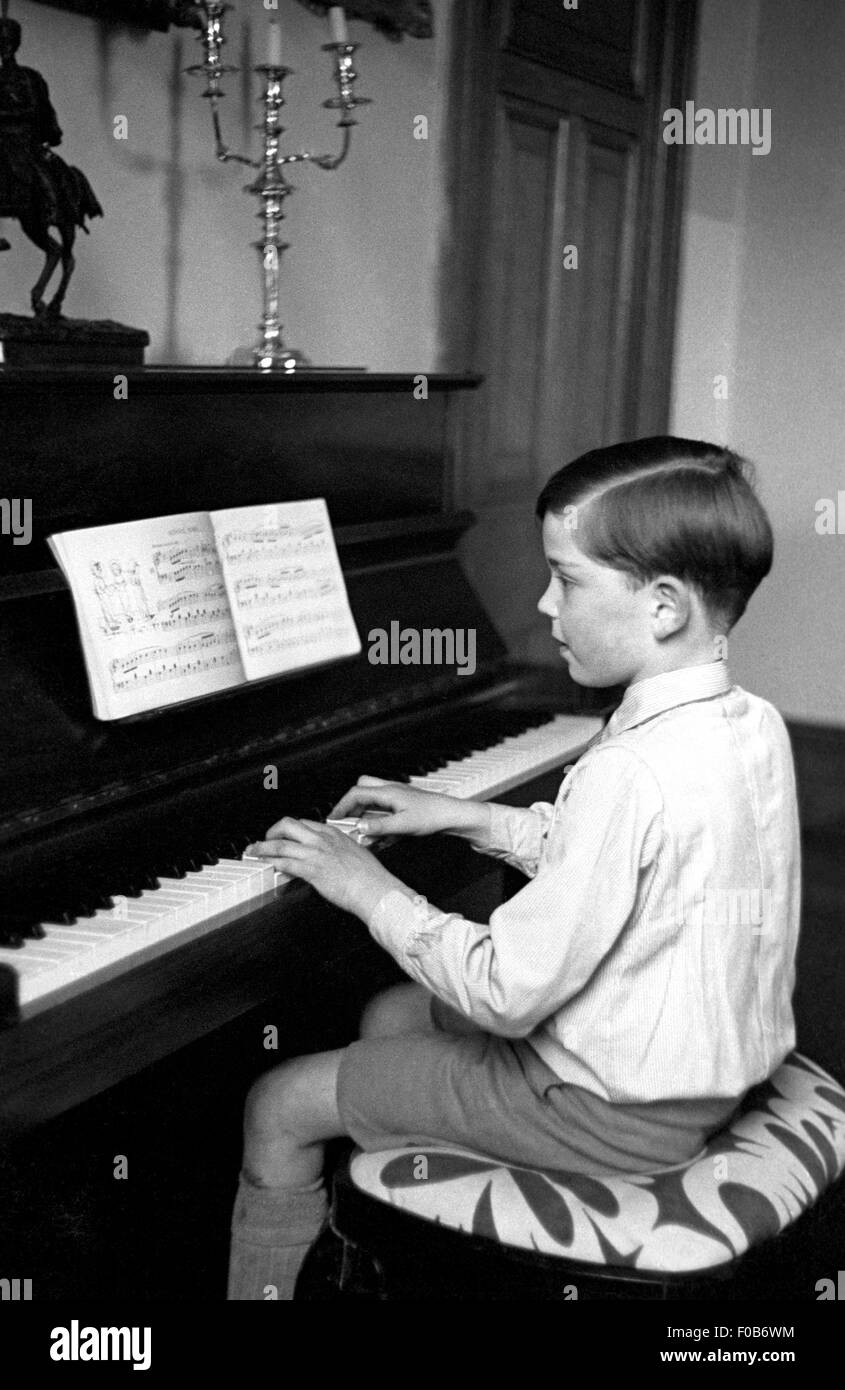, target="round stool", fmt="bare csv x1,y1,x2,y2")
326,1052,845,1299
